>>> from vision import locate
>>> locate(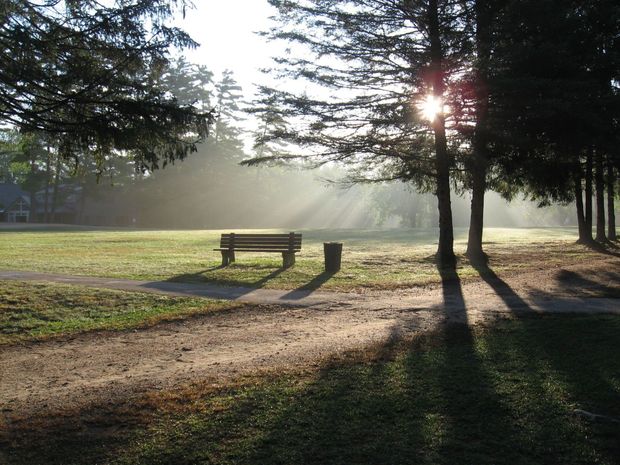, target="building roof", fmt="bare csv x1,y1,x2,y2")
34,184,81,214
0,183,29,212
